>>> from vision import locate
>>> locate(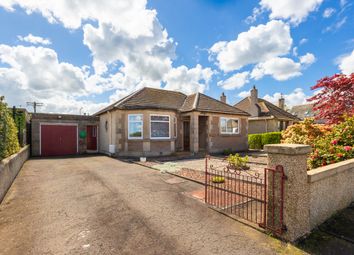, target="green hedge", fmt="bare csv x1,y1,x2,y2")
0,97,20,160
248,132,281,149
